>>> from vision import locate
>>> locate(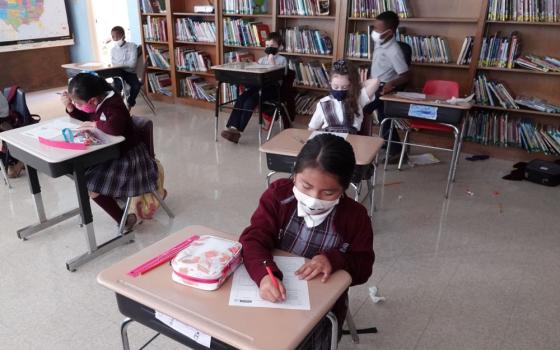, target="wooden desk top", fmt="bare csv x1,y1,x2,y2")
211,62,284,74
260,128,384,166
98,225,351,350
381,93,473,110
0,117,124,164
61,62,126,72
